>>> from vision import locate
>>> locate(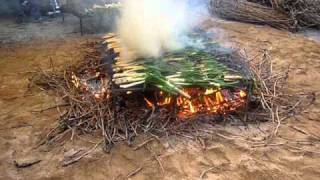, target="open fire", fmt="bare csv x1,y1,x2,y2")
70,70,248,119
71,71,109,100
68,33,252,120
144,88,247,119
101,33,252,120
